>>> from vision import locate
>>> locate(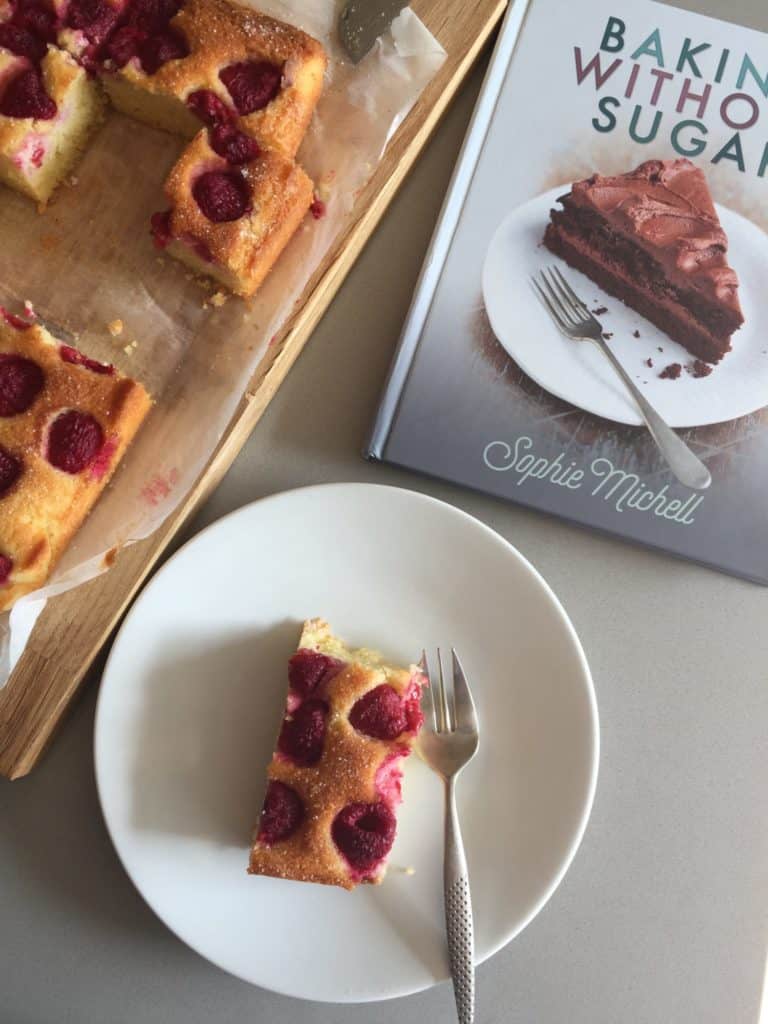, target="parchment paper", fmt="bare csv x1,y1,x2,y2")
0,3,445,686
